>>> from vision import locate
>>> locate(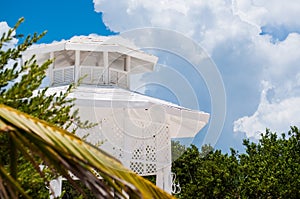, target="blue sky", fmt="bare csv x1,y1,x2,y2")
2,0,300,152
0,0,115,43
